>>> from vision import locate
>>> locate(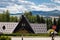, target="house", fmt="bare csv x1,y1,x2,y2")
0,15,47,34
